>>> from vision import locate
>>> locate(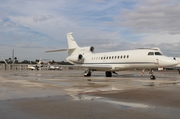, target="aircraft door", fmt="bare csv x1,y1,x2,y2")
154,59,159,65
